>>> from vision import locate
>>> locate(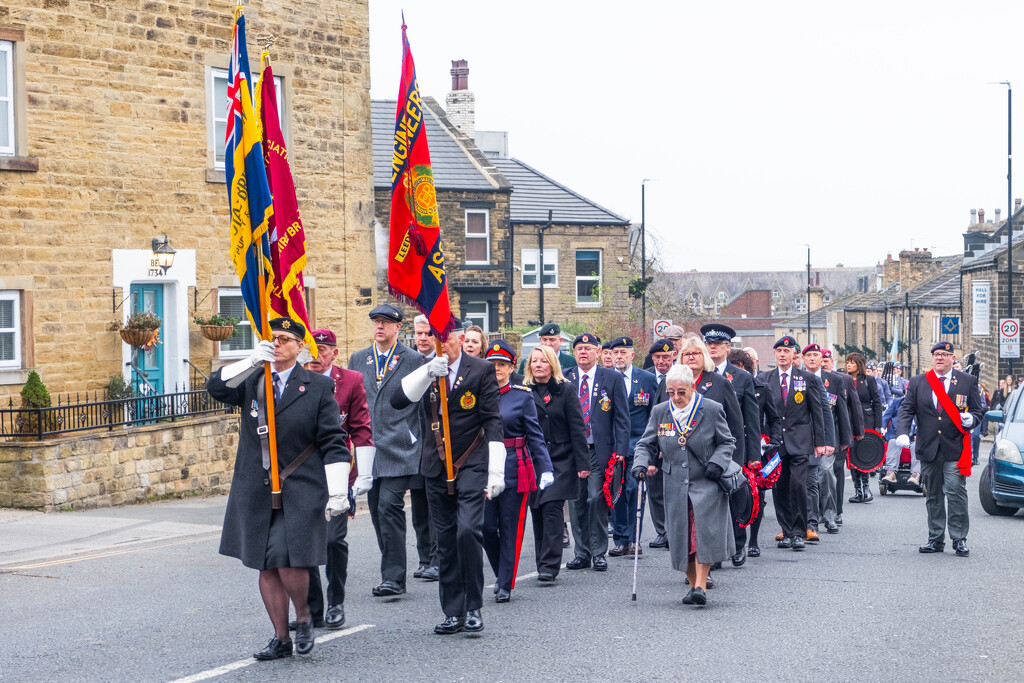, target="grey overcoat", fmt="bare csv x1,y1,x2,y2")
634,398,735,567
